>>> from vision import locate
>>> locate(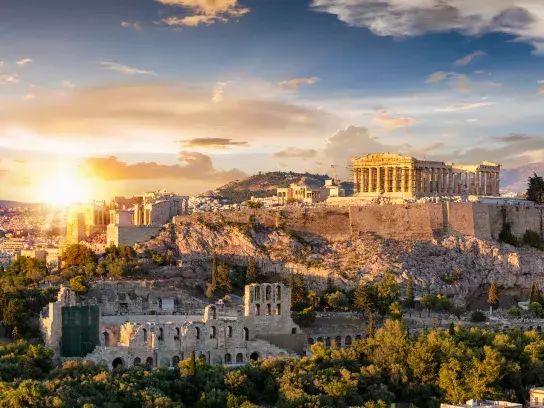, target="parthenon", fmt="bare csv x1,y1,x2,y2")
352,154,501,198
